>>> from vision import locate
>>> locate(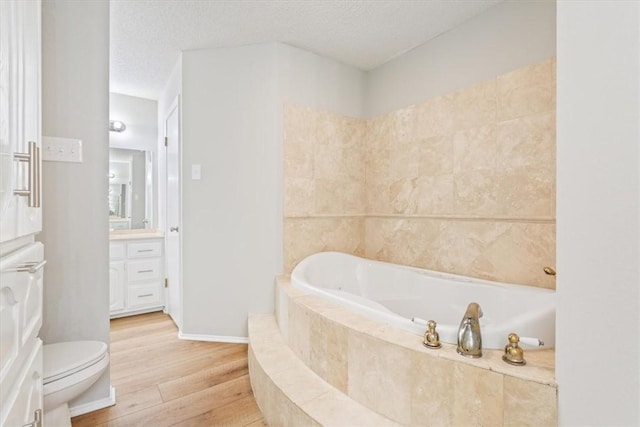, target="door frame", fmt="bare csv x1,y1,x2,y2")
163,94,182,330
